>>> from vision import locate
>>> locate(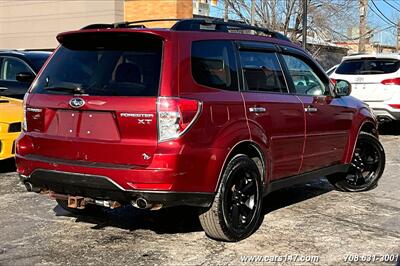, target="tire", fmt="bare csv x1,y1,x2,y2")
56,199,104,216
199,154,263,241
327,132,385,192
